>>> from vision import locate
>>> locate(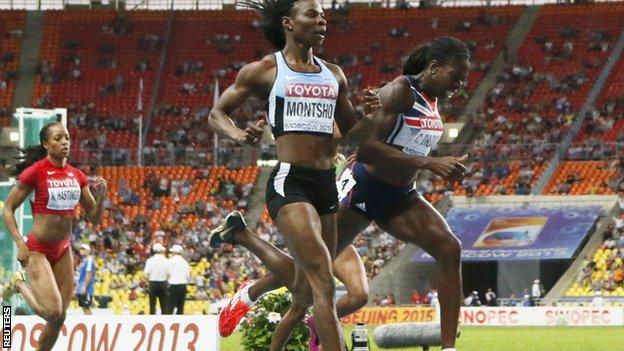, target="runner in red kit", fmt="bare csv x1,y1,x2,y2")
1,122,107,351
